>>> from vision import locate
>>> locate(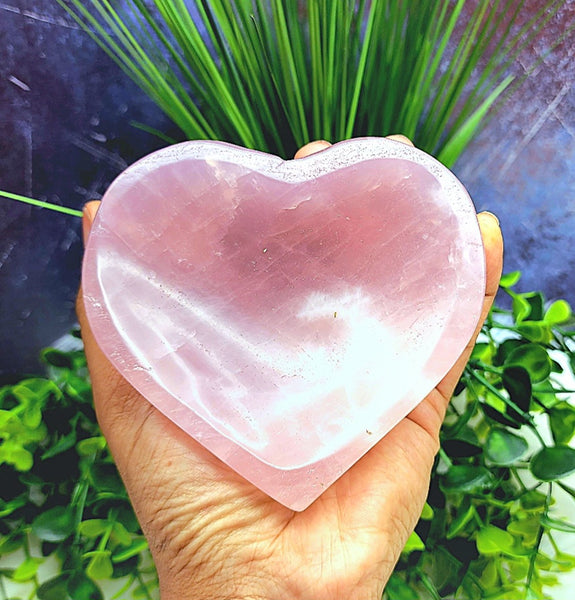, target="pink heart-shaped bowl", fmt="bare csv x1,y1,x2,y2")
82,137,485,510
